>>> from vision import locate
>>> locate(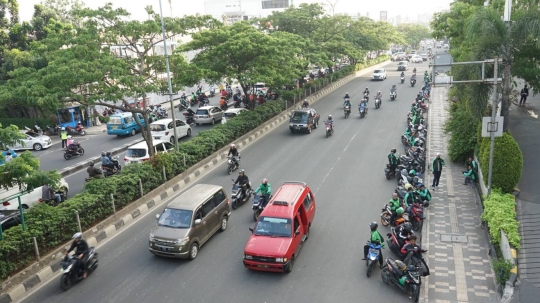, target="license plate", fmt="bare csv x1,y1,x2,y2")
257,265,269,268
112,126,118,130
154,137,160,139
295,126,300,129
